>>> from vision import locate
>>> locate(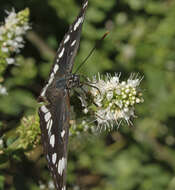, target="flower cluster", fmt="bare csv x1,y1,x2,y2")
39,180,55,190
0,138,4,154
13,115,40,150
79,73,144,130
0,138,3,148
0,8,30,65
